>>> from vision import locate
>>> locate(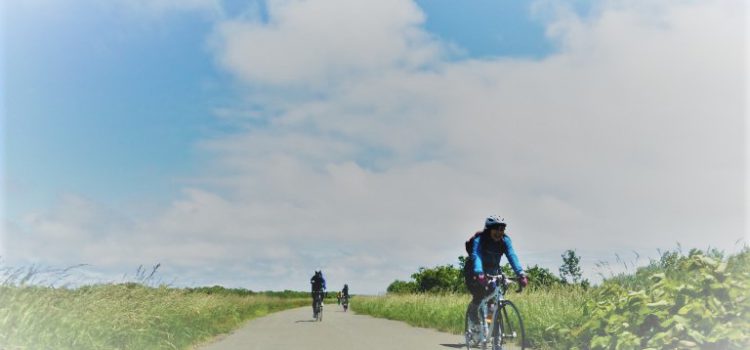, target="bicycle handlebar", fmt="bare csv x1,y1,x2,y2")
485,274,524,293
